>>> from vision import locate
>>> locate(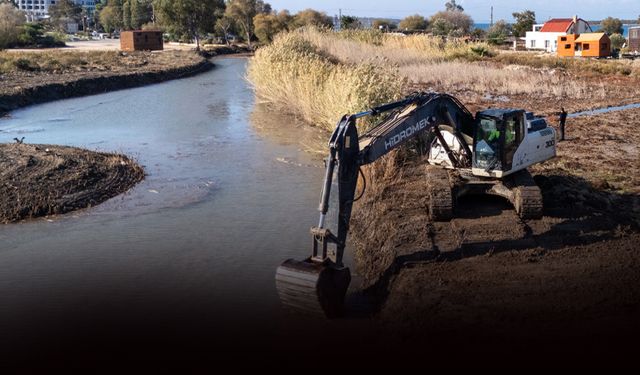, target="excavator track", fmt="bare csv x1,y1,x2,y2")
511,171,543,220
425,165,454,221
